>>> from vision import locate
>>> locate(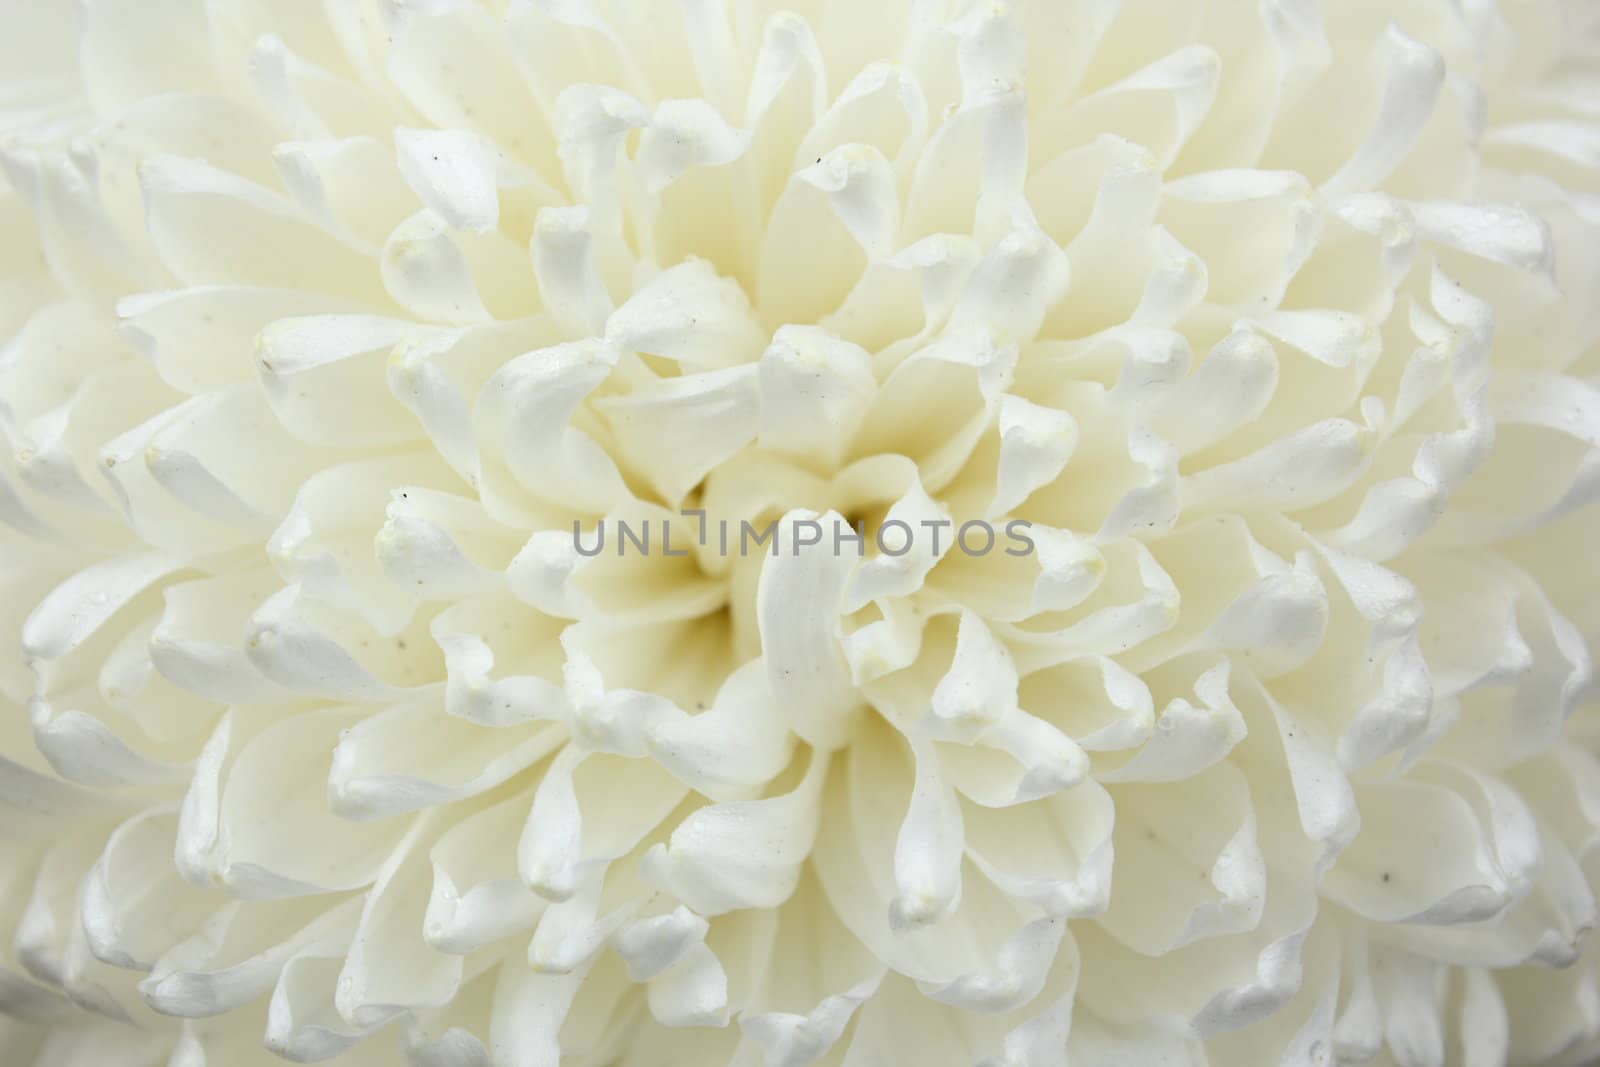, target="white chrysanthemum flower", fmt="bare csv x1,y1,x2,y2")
2,0,1599,1064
